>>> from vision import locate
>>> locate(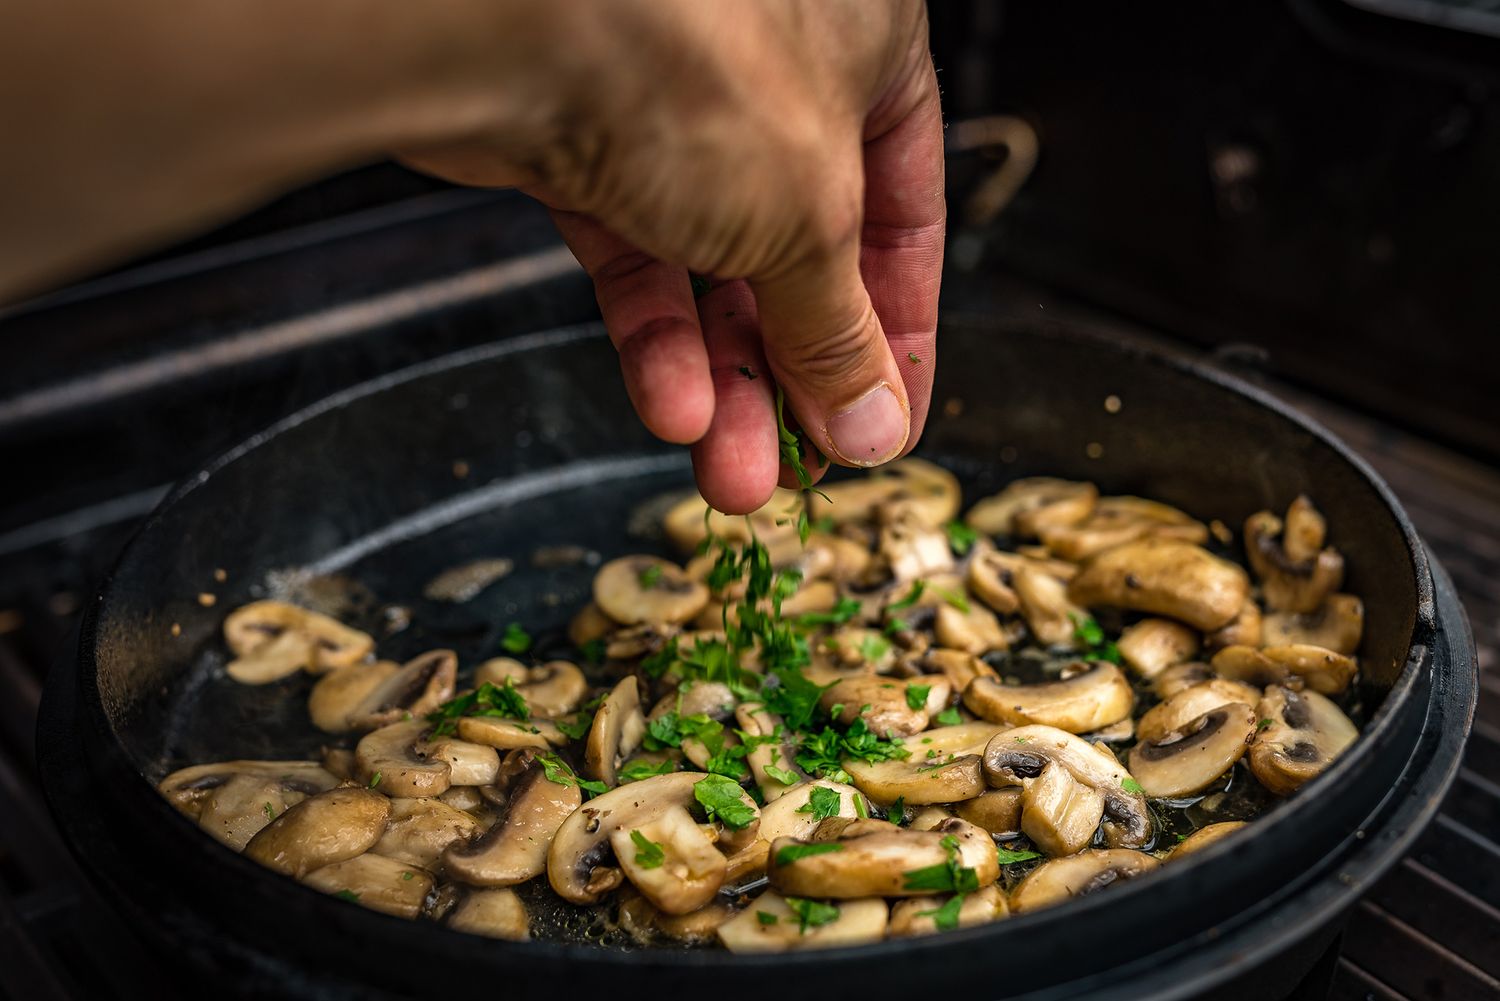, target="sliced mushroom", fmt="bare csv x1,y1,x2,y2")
303,853,433,919
1244,502,1345,613
880,508,955,582
1152,661,1216,700
1128,702,1257,799
808,458,960,530
1115,618,1199,679
1211,644,1357,695
612,804,728,914
650,681,736,725
1262,594,1363,656
718,891,888,952
1204,599,1263,652
1068,539,1249,631
456,716,567,751
193,774,308,850
966,549,1022,615
1021,761,1107,856
819,675,950,739
243,788,390,878
475,658,589,717
594,556,708,626
1136,679,1263,742
925,648,998,692
662,490,802,561
802,534,874,584
983,726,1151,848
320,747,357,782
889,884,1009,937
965,478,1098,539
1249,686,1358,795
1038,496,1208,562
568,602,616,646
355,720,451,798
754,780,869,846
447,887,531,940
768,817,999,898
736,705,808,803
843,721,1007,805
307,662,397,734
953,788,1023,837
445,752,582,886
807,626,897,683
585,676,648,786
963,662,1134,734
548,772,759,906
1084,717,1135,744
373,797,480,869
308,650,458,735
934,601,1009,655
223,600,374,684
1169,821,1247,860
1013,565,1089,647
618,891,737,946
158,760,339,821
1009,849,1160,913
